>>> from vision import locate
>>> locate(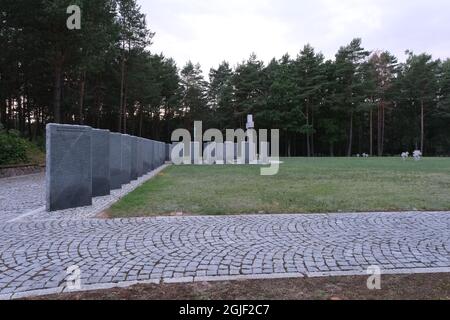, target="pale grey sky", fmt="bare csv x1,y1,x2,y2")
139,0,450,74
